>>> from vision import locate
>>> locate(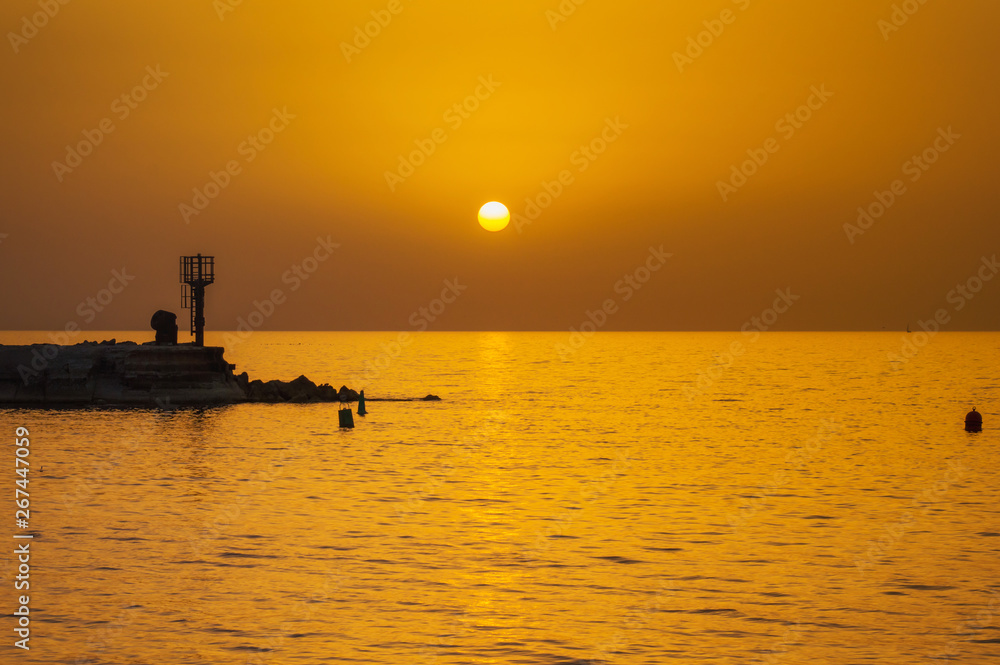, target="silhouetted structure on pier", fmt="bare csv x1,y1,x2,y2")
150,310,178,345
180,254,215,346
